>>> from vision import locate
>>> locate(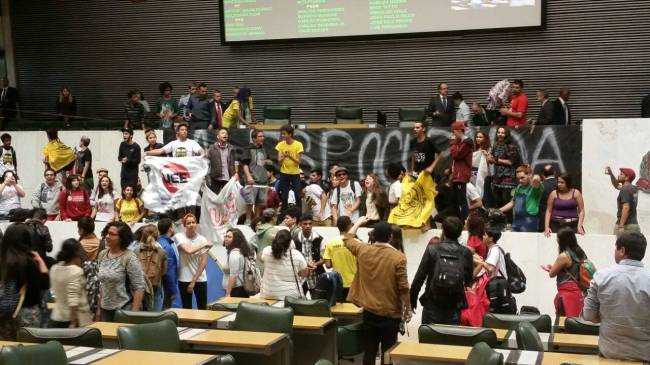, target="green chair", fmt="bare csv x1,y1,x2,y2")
337,321,365,359
482,313,552,333
465,342,503,365
515,322,544,352
117,319,181,352
564,317,599,335
209,302,240,312
232,302,294,334
418,324,498,348
114,309,179,325
0,340,67,365
263,106,291,125
398,107,426,128
16,327,103,348
335,106,363,124
284,296,331,317
519,306,541,315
